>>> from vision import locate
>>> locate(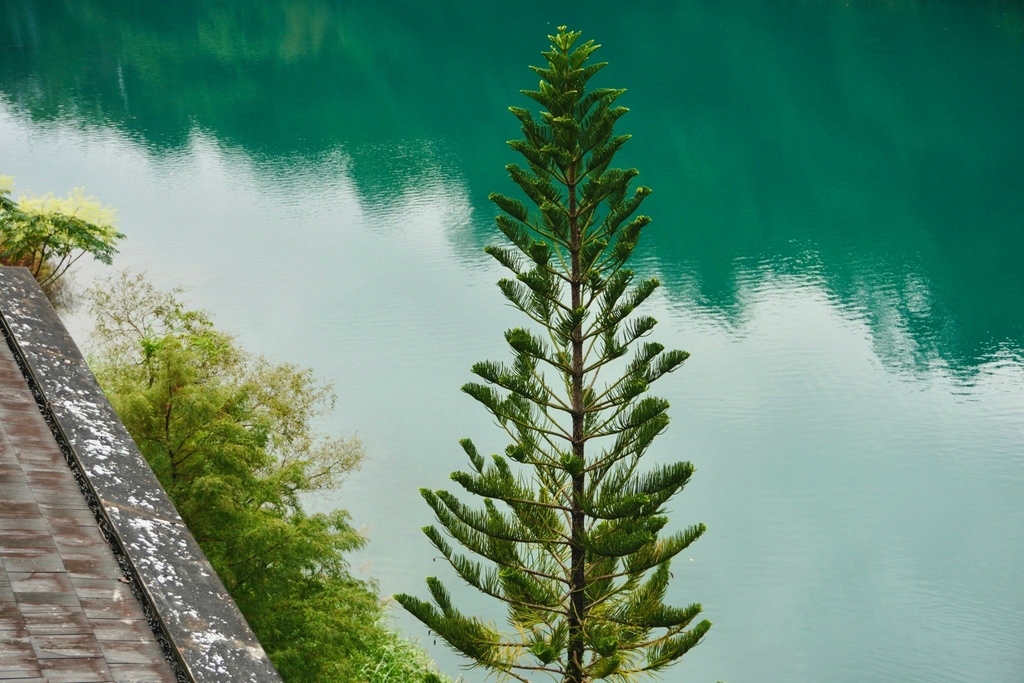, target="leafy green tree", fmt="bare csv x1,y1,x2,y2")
0,175,124,304
88,272,450,683
395,27,710,682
